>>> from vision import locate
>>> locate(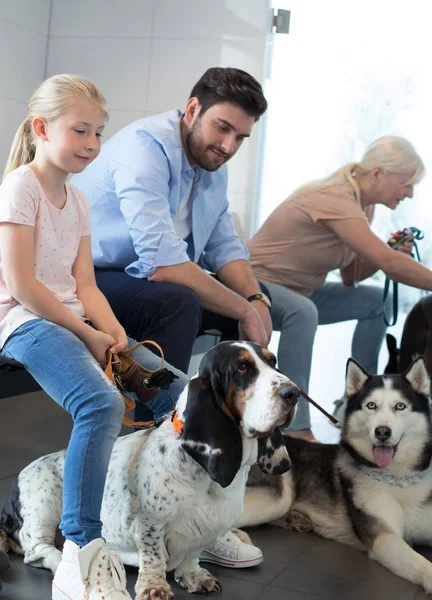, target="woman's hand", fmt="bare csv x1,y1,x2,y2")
395,238,414,255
